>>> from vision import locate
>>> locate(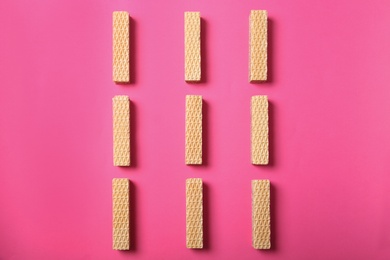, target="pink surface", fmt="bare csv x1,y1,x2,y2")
1,0,390,259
